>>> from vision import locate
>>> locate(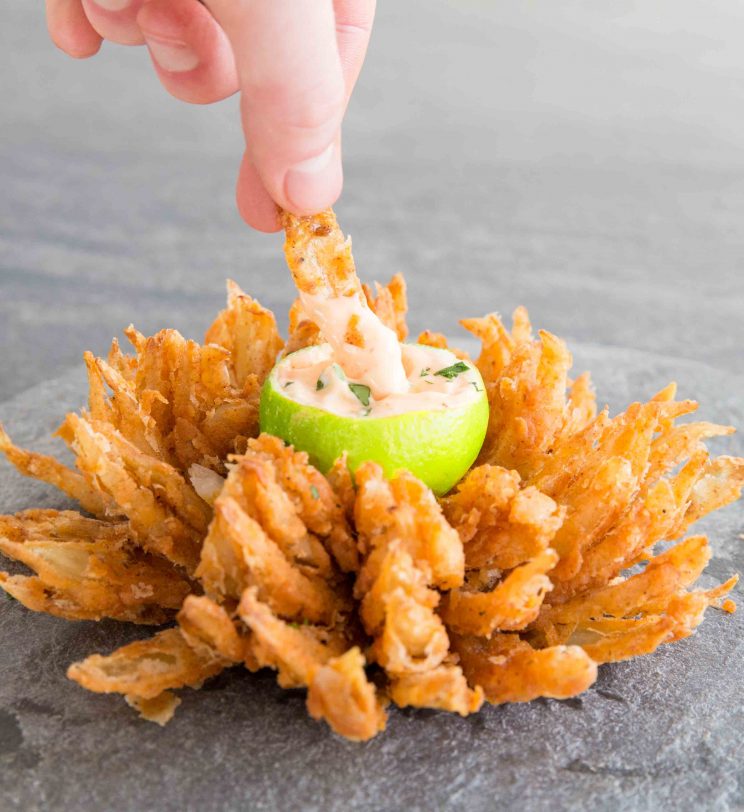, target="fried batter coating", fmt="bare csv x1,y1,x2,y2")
463,309,586,476
469,381,739,599
239,588,385,738
533,535,726,648
685,455,744,527
67,628,227,700
205,279,284,389
125,691,181,726
237,587,351,682
281,209,363,299
60,414,208,573
225,453,334,579
74,282,282,483
441,549,558,636
362,273,409,341
0,510,190,623
362,545,450,674
389,665,484,716
0,423,114,518
441,464,564,570
354,462,464,594
196,443,351,624
451,633,597,704
353,467,482,713
199,495,344,624
177,594,249,662
568,582,737,664
84,350,165,463
326,453,356,527
530,536,737,663
248,434,359,573
123,327,257,472
307,647,388,741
